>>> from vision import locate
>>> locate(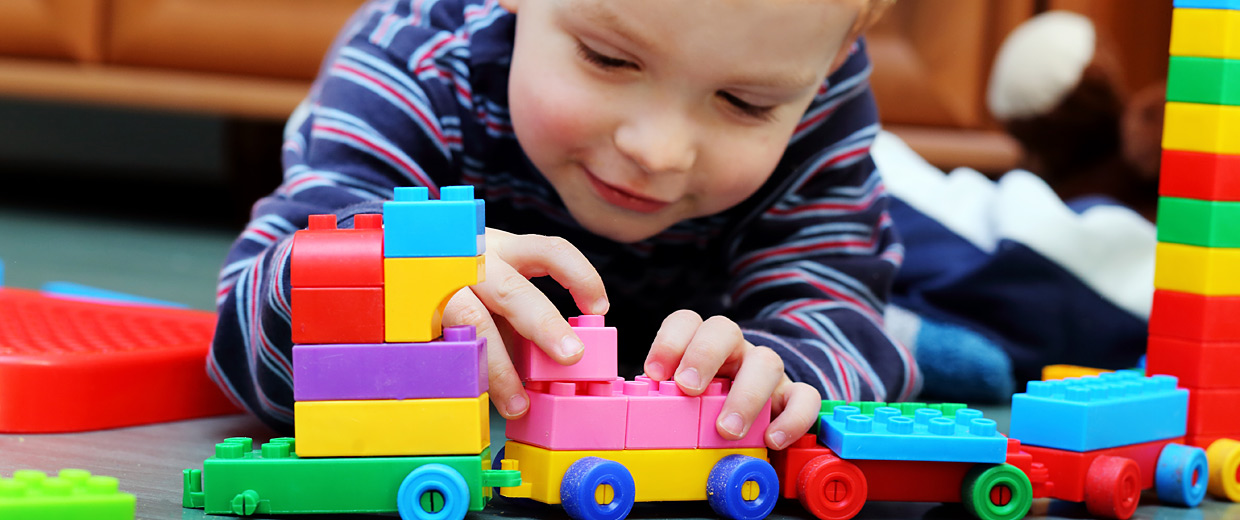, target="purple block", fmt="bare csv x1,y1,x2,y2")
293,325,487,401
